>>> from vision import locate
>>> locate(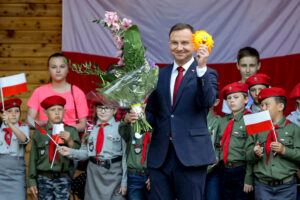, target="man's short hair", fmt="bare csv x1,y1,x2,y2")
237,47,260,64
169,23,195,37
274,96,287,111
